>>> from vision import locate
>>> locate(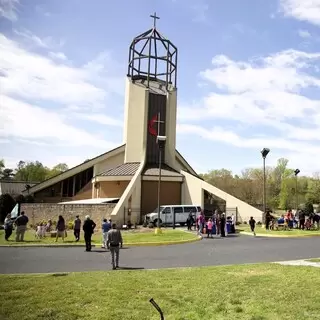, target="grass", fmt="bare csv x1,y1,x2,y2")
306,258,320,263
0,228,197,246
239,225,320,236
0,264,320,320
